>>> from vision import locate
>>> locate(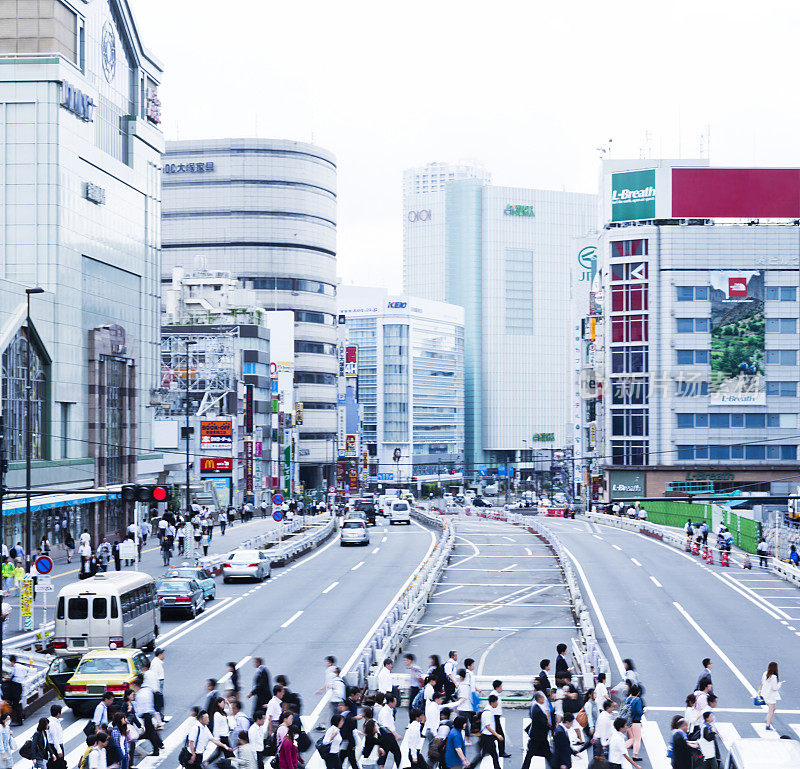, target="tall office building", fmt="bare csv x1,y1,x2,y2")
161,139,338,490
0,0,164,544
403,163,597,472
586,161,800,501
338,286,465,484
